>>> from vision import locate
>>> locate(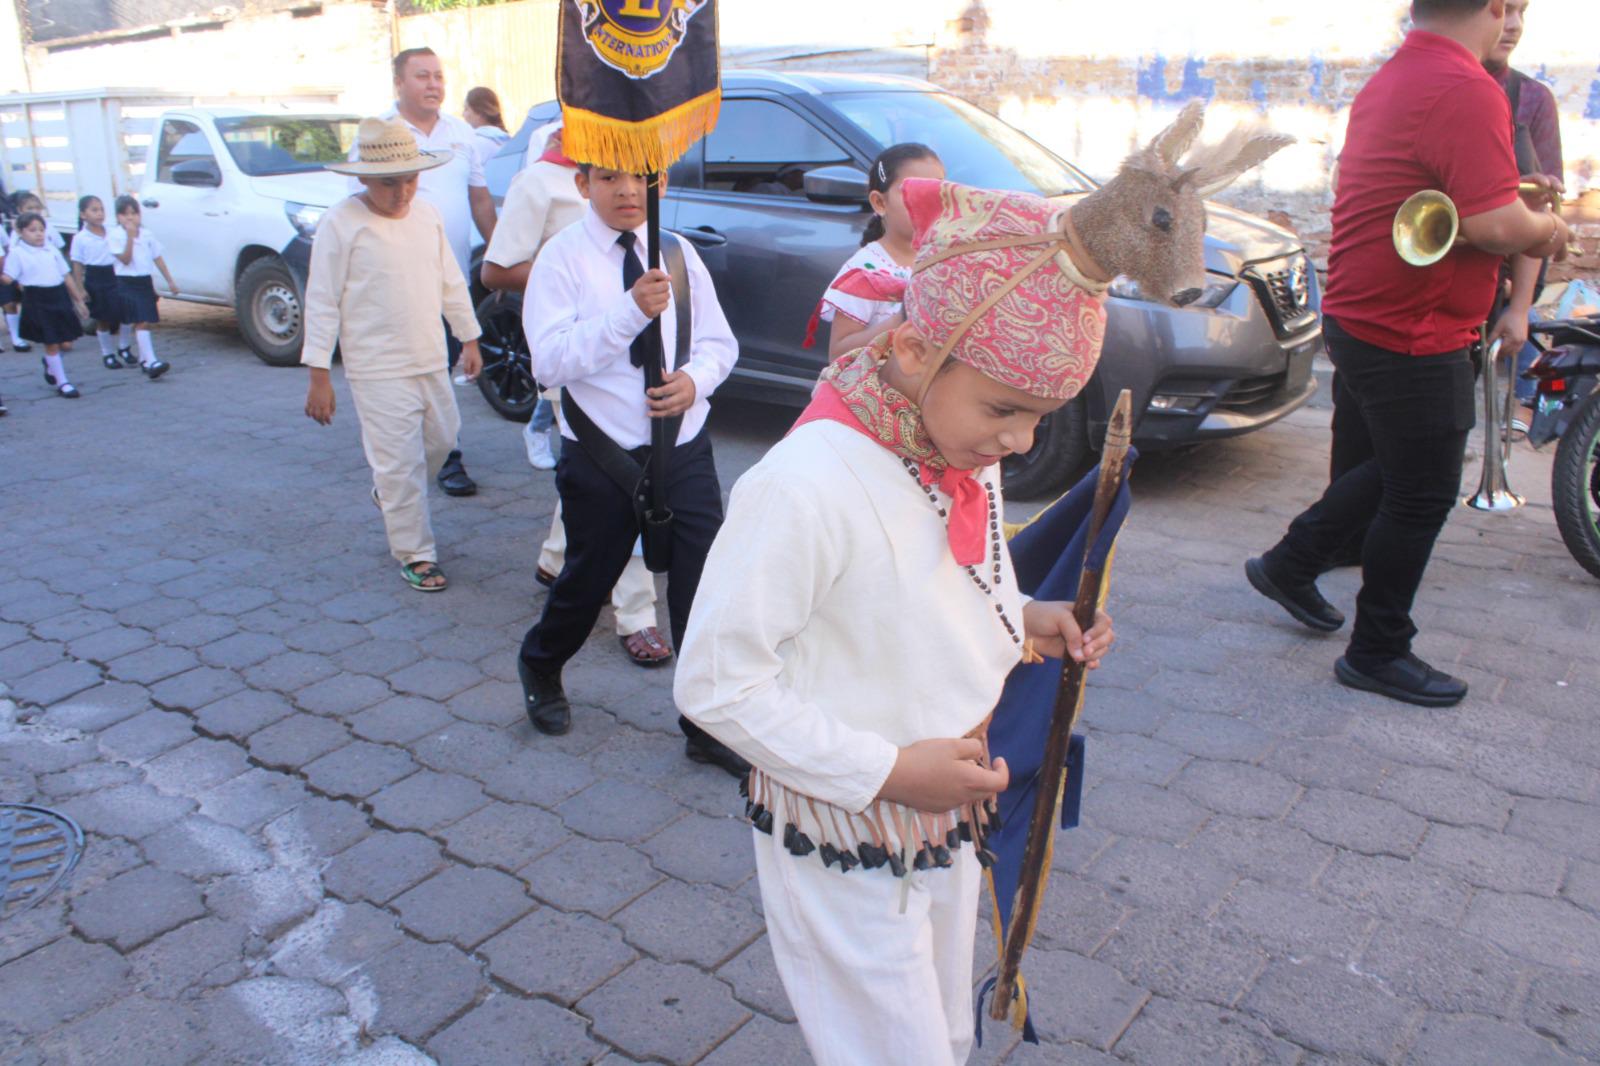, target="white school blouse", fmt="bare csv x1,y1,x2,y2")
3,241,72,287
675,419,1027,814
70,228,116,268
108,227,164,277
